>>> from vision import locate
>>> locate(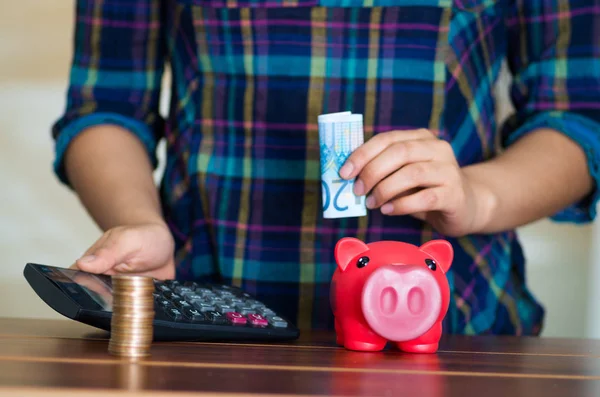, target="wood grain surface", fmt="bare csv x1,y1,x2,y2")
1,318,600,396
